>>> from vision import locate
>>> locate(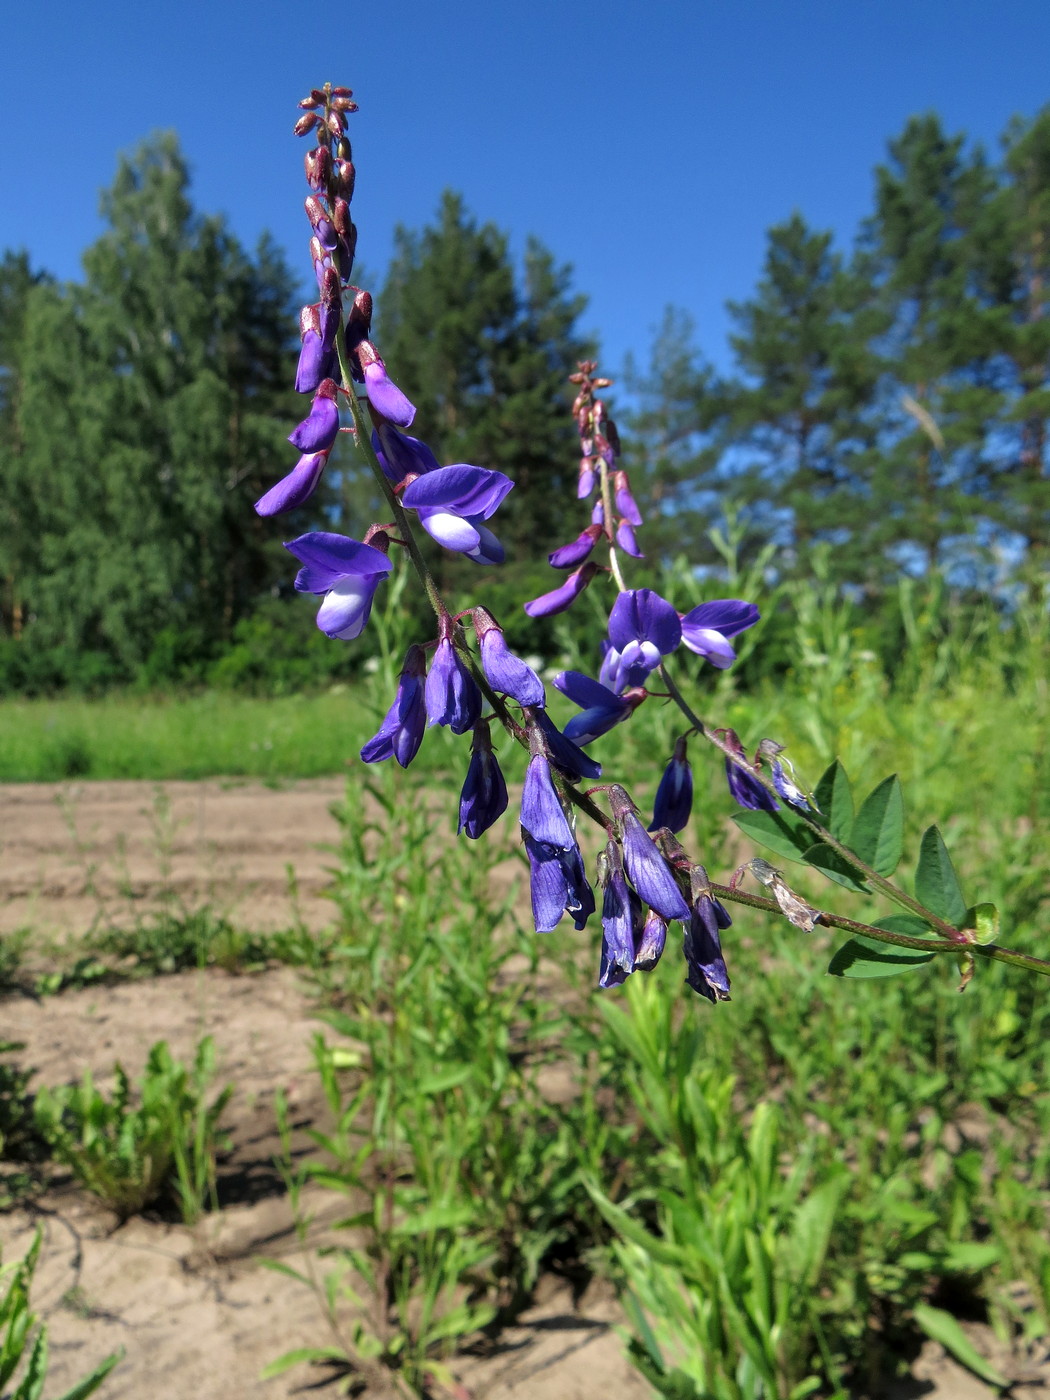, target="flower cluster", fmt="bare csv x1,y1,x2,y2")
251,87,779,1001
